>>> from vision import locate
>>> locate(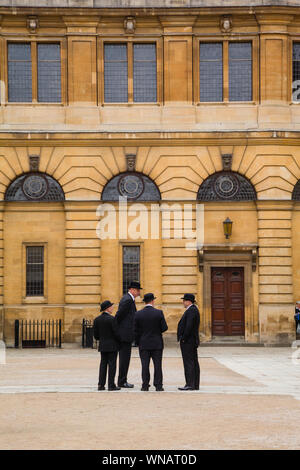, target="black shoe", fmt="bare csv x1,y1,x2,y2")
98,385,105,391
119,382,134,388
141,386,149,391
108,386,121,391
156,387,164,391
178,385,194,391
